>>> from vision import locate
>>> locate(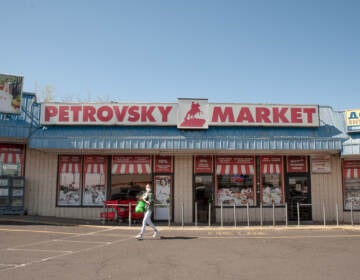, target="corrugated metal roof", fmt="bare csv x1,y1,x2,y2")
29,125,345,151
